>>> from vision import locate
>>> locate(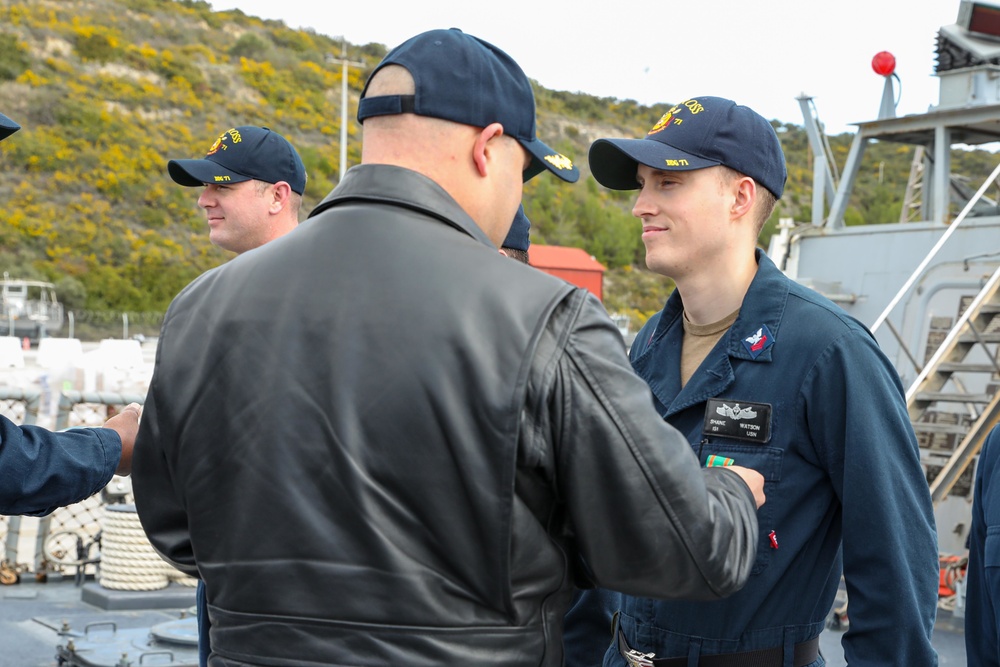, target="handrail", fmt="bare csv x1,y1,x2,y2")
871,159,1000,334
55,390,146,430
905,263,1000,404
0,387,41,425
